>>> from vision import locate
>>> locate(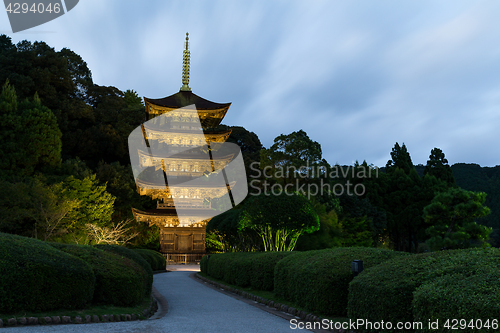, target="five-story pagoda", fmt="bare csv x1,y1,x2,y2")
129,33,245,262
